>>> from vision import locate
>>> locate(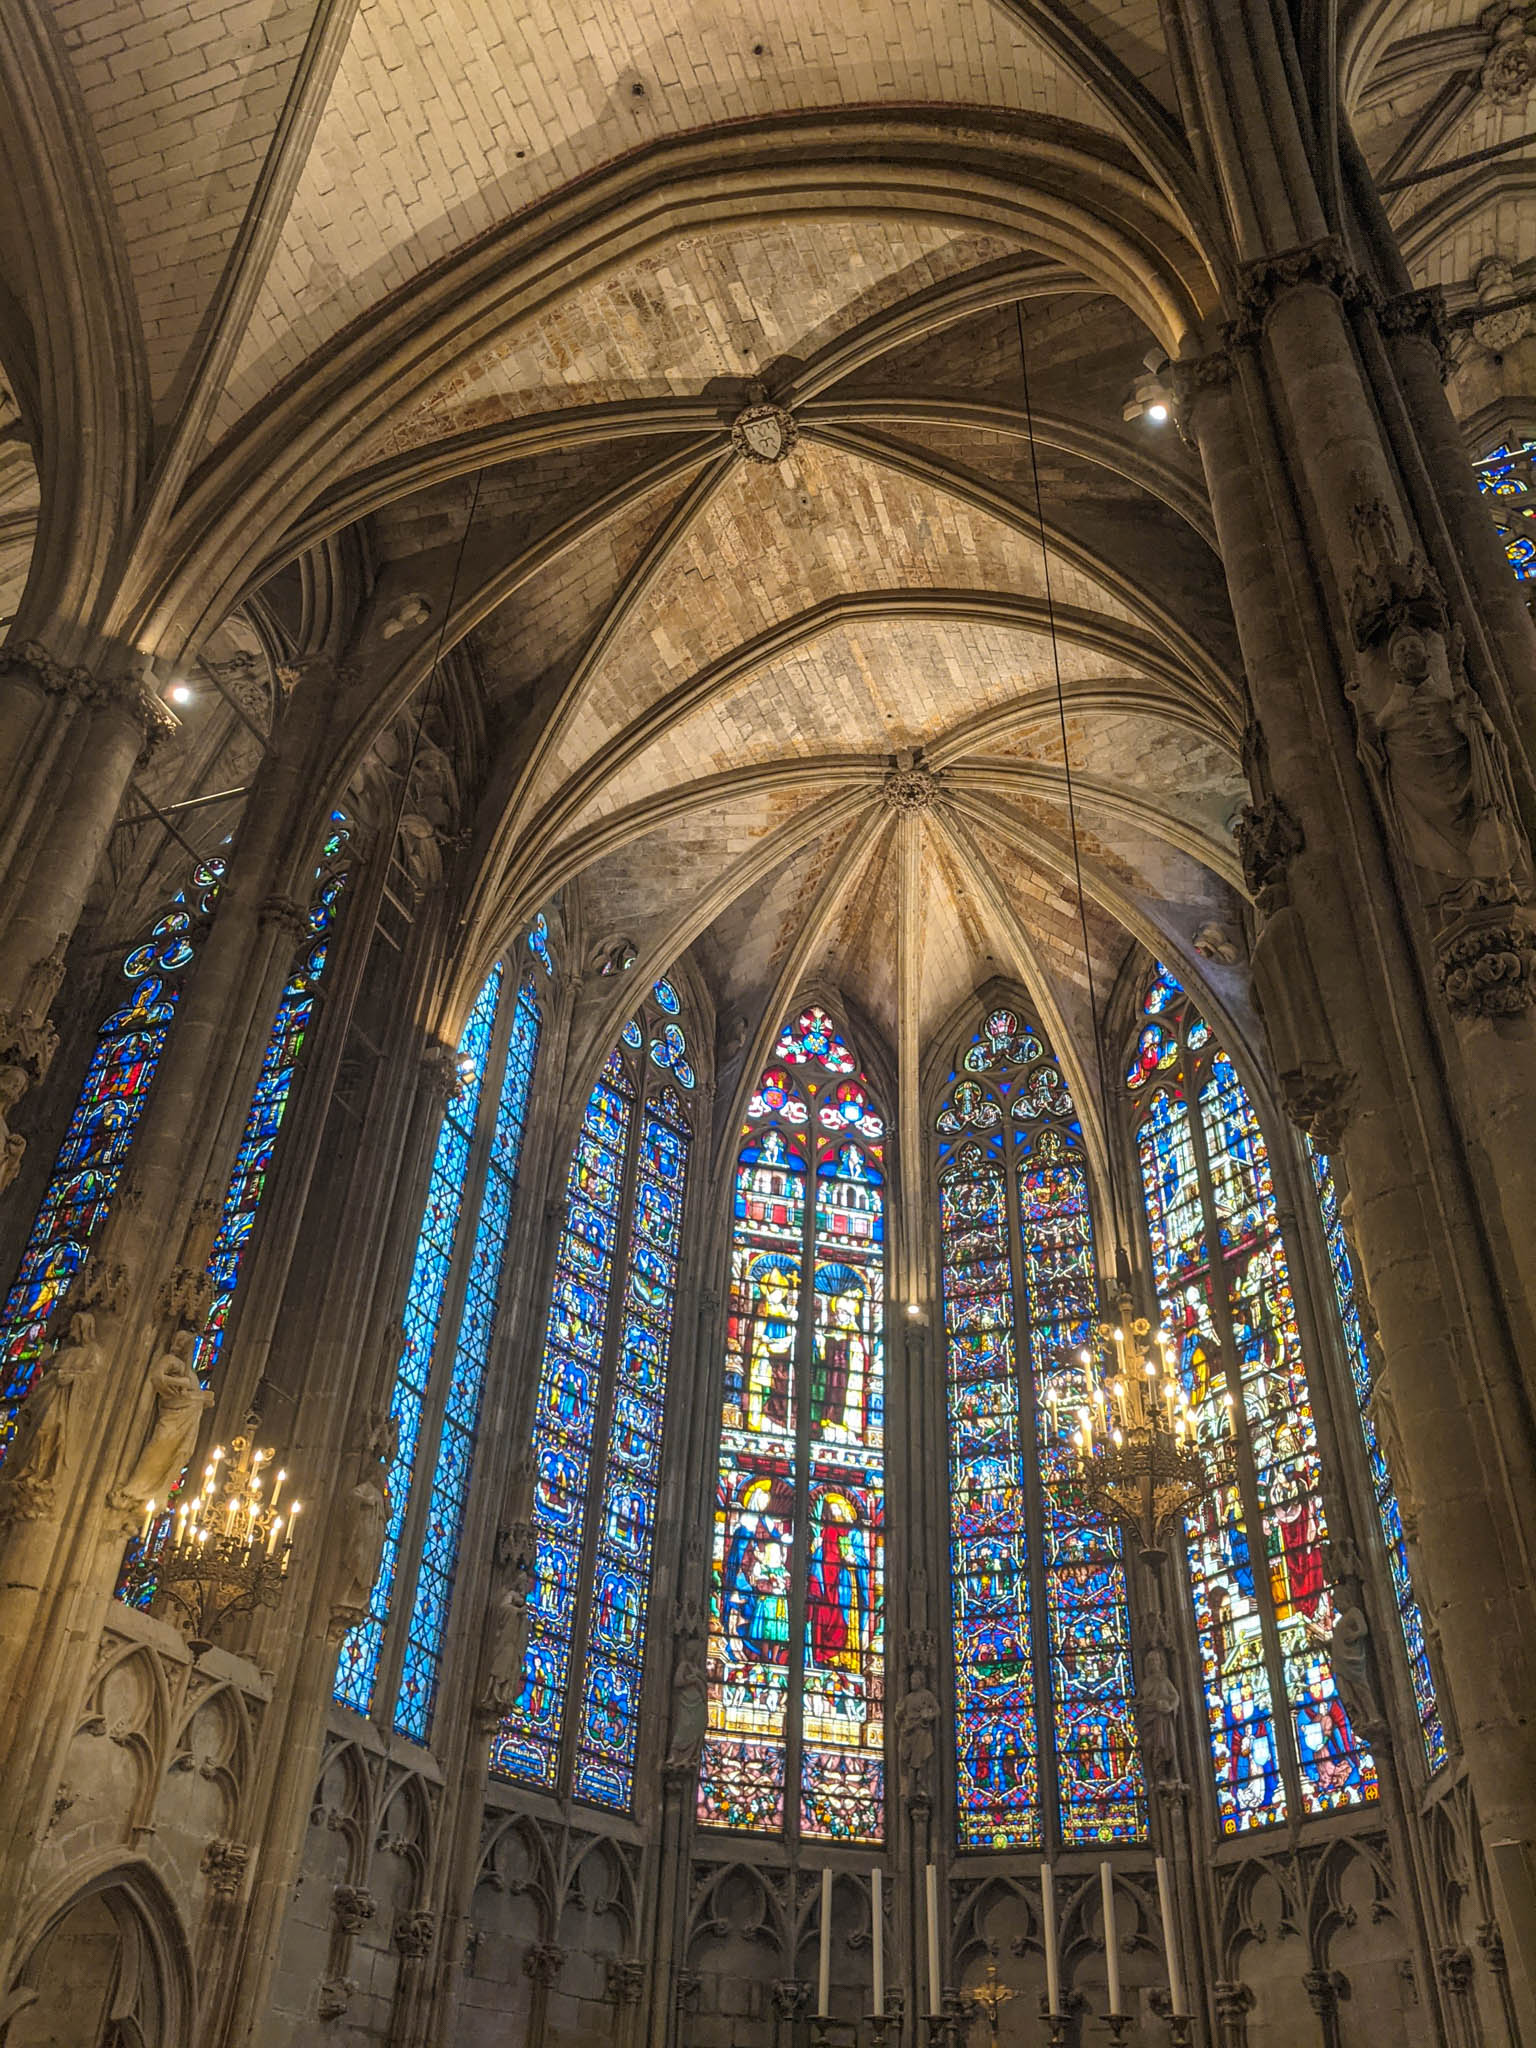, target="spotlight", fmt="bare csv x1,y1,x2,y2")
169,683,194,706
1145,402,1169,426
906,1302,924,1319
1122,347,1174,426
